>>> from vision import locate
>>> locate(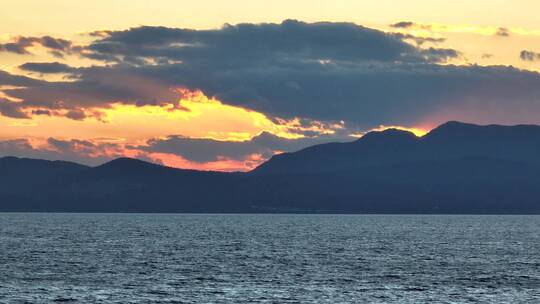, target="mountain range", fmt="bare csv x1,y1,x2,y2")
2,121,540,213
